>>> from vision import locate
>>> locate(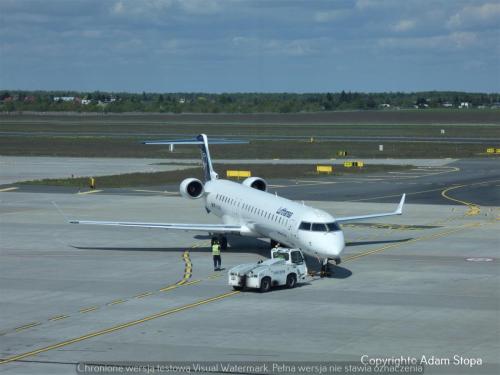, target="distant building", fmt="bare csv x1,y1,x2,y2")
81,99,92,105
379,103,391,108
459,102,470,109
442,102,453,108
179,98,186,104
54,96,75,102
